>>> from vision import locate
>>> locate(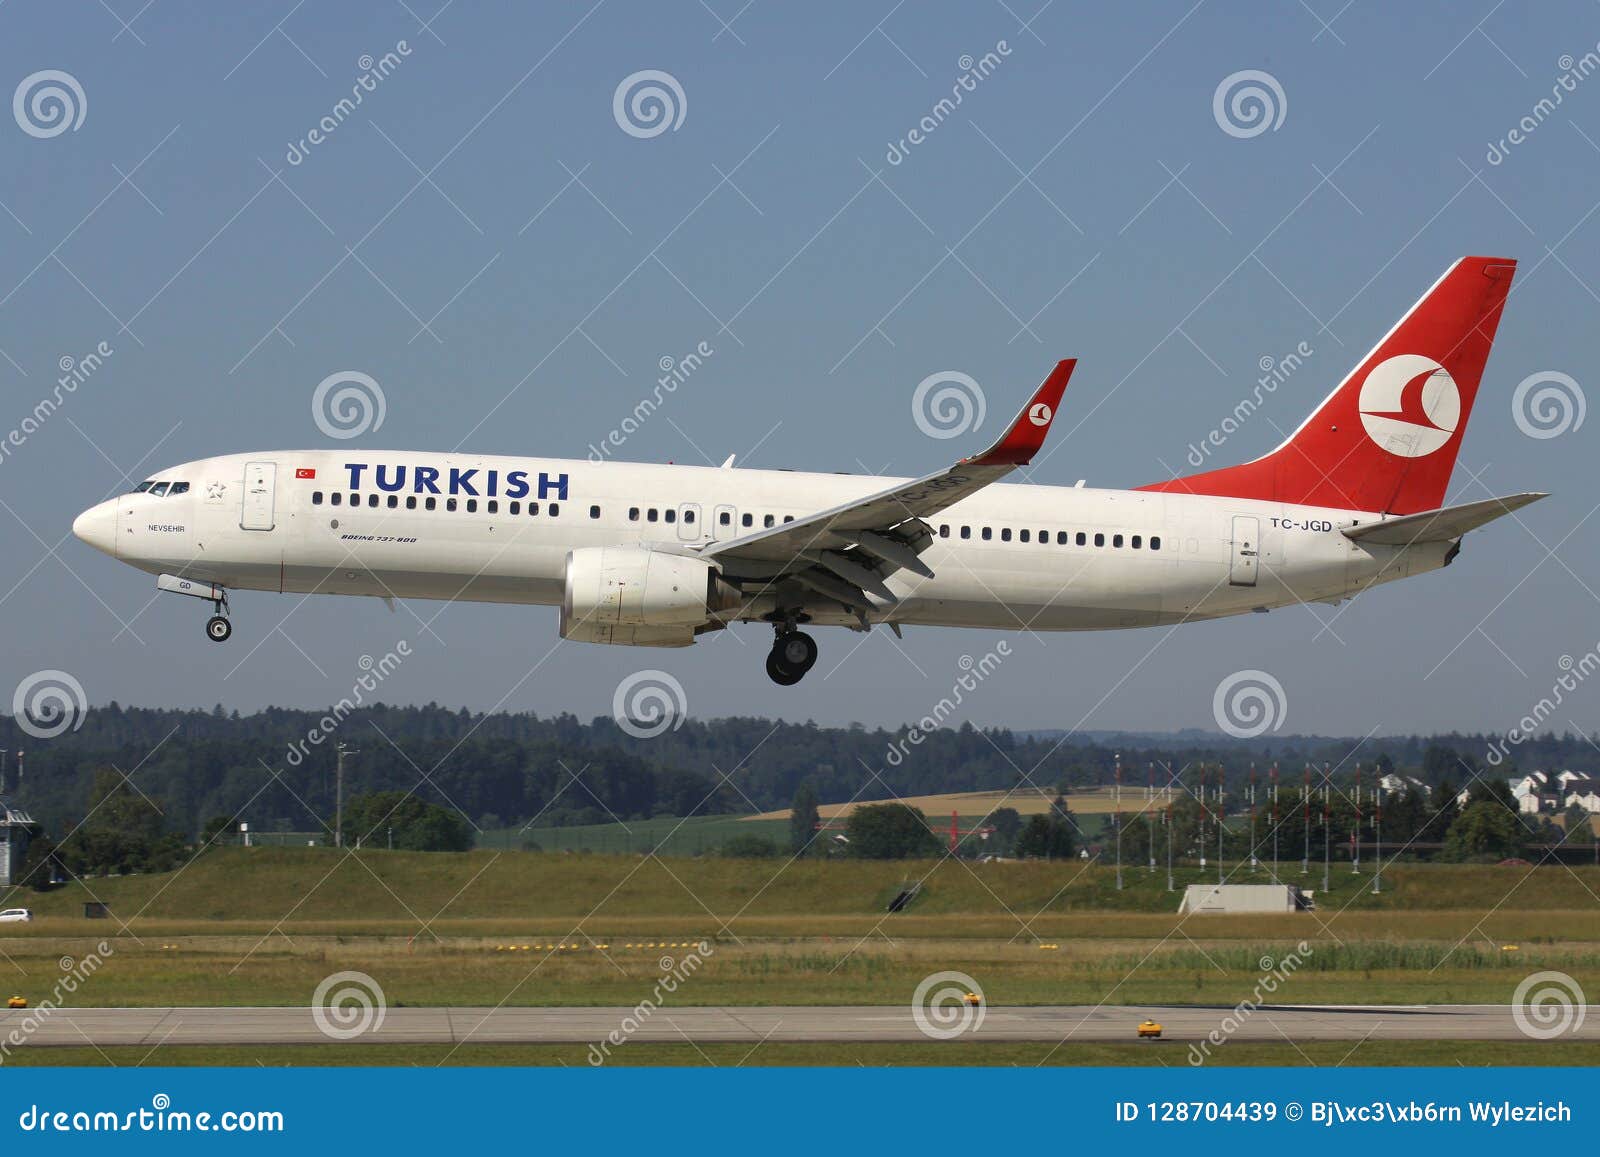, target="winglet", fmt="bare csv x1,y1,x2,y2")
962,359,1075,467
